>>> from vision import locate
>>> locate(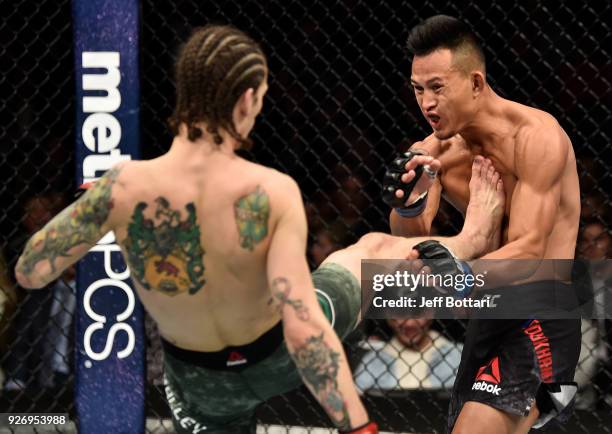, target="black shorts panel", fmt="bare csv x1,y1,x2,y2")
448,314,581,432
